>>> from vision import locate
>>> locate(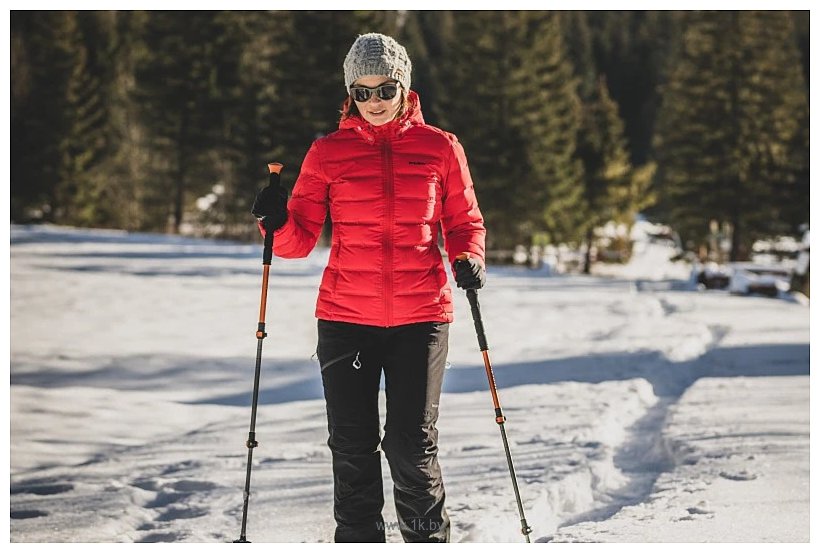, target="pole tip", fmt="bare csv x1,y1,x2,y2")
267,162,283,175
